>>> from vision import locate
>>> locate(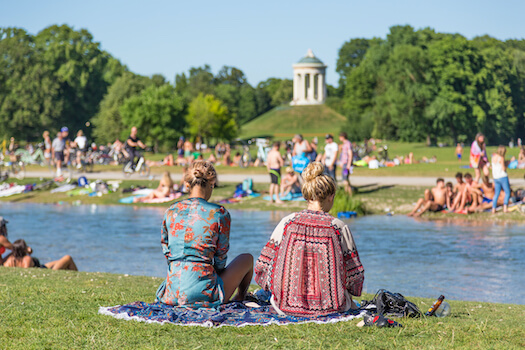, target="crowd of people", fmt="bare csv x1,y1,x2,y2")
408,133,523,217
